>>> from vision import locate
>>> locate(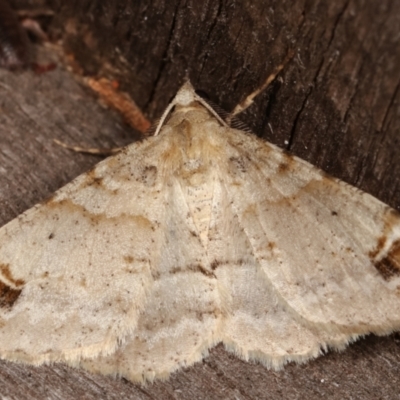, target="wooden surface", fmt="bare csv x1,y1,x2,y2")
0,0,399,398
